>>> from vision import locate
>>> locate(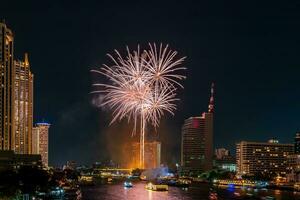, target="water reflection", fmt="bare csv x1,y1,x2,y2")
82,182,300,200
147,189,152,200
